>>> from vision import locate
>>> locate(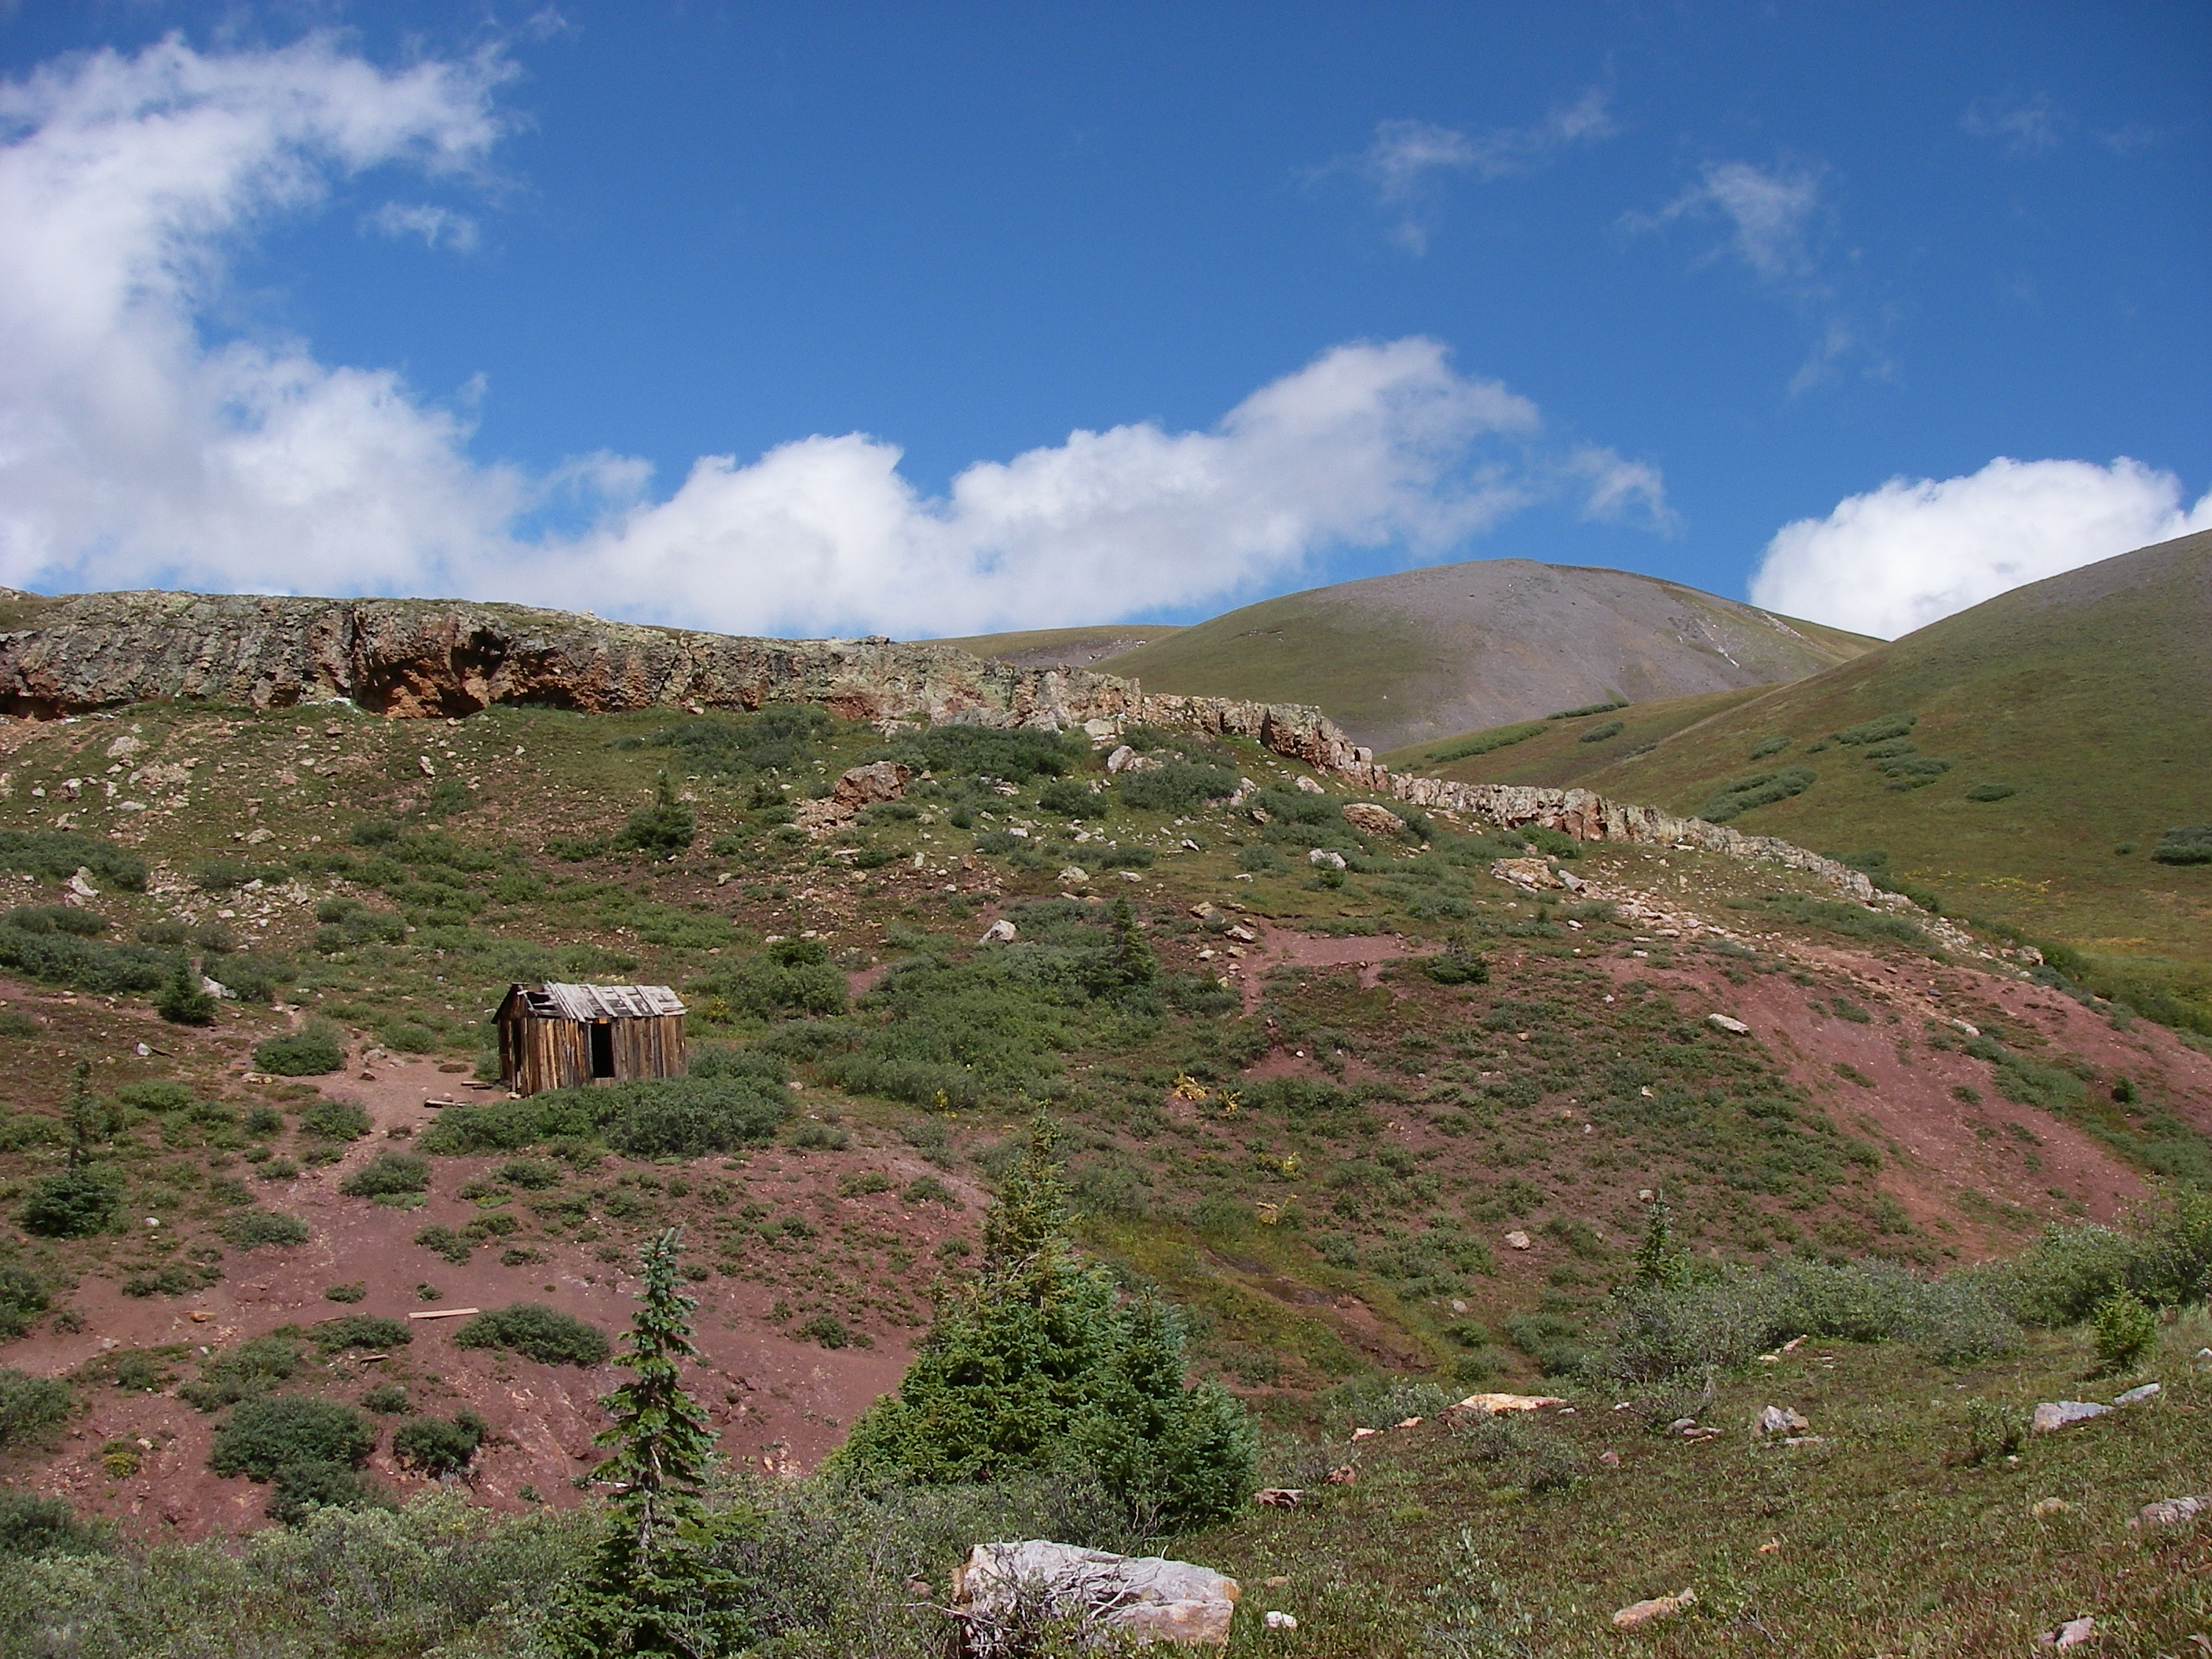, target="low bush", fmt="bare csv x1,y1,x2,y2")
1577,719,1626,744
267,1460,389,1524
1235,844,1287,874
612,796,697,855
496,1158,565,1189
686,943,847,1020
339,1151,431,1198
1114,762,1241,815
1965,782,2018,802
0,1263,50,1339
1701,767,1816,822
1426,946,1489,985
313,1316,412,1355
179,1336,305,1412
122,1262,222,1298
2,905,105,937
1426,723,1547,764
0,830,149,891
0,925,173,995
2091,1289,2159,1375
1035,778,1099,815
221,1210,311,1249
255,1024,346,1076
361,1383,412,1415
0,1368,72,1452
211,1397,375,1481
1547,699,1628,720
423,1071,789,1159
2152,824,2212,866
1520,825,1581,860
1834,712,1917,745
300,1100,374,1141
0,1490,104,1558
393,1410,488,1476
18,1166,123,1237
453,1304,610,1366
1748,735,1791,760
